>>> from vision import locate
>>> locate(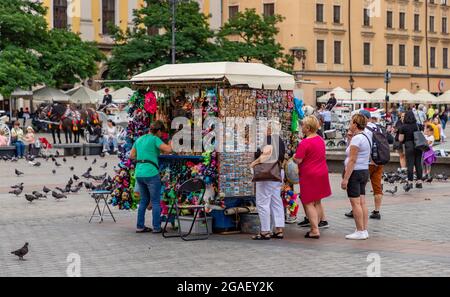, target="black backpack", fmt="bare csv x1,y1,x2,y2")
366,126,391,165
